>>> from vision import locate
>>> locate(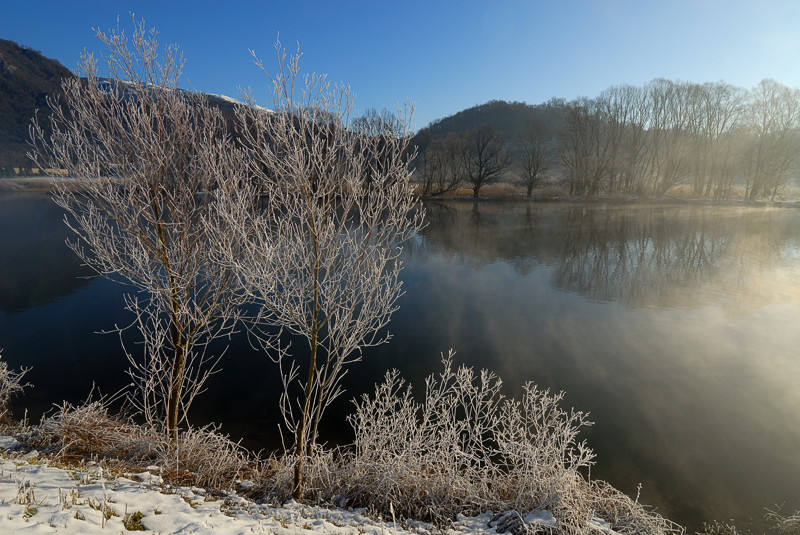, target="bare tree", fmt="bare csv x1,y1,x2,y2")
418,132,466,196
462,125,511,198
350,107,403,136
29,18,251,443
646,79,694,196
560,97,613,195
218,41,424,499
742,79,800,200
514,119,551,197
